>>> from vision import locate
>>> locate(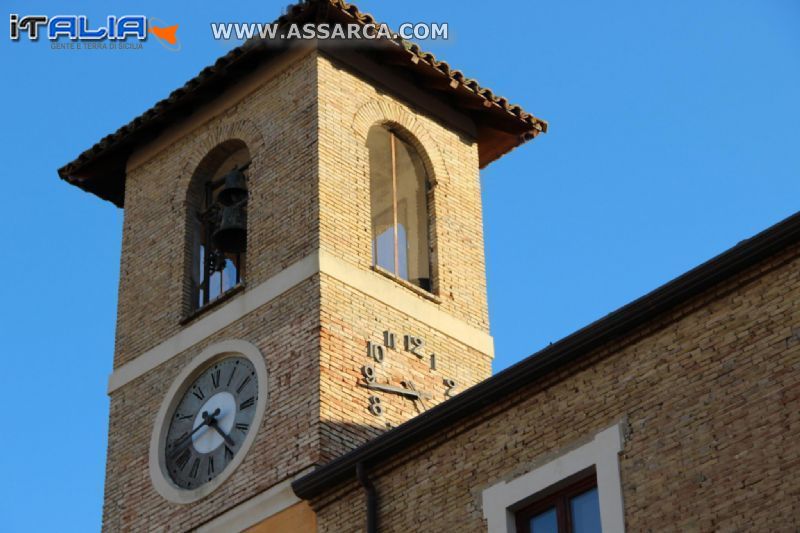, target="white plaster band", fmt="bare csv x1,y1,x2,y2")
108,249,494,393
